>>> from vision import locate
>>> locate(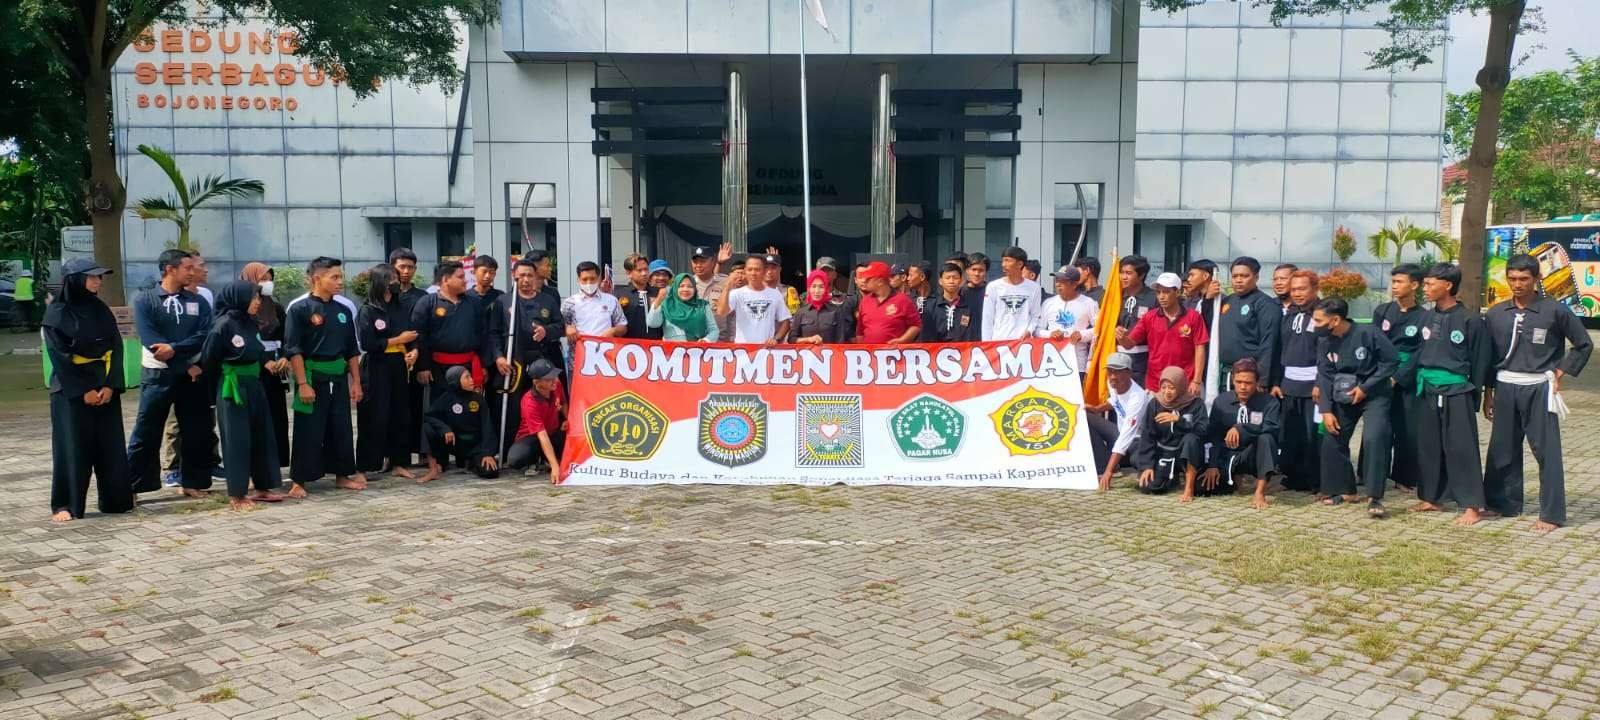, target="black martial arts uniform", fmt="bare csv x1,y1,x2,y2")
1371,300,1425,489
252,291,290,469
614,284,662,340
423,375,500,477
1216,288,1281,389
490,289,566,456
356,294,413,473
285,292,361,486
1116,285,1160,383
412,291,496,458
126,284,214,493
397,285,428,463
1132,395,1209,495
467,284,504,311
919,292,976,342
199,281,282,498
1397,303,1493,510
1483,297,1592,525
44,271,134,519
1316,323,1398,500
1205,390,1280,495
1271,303,1321,492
